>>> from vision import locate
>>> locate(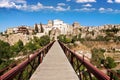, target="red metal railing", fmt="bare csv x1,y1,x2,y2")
0,63,17,75
59,41,110,80
0,41,55,80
